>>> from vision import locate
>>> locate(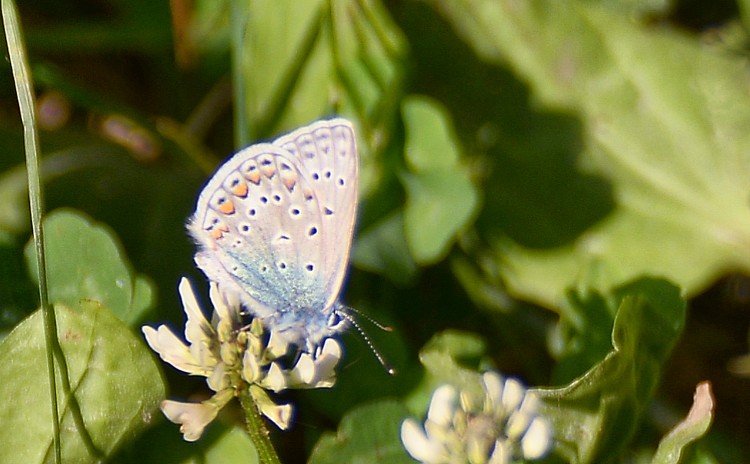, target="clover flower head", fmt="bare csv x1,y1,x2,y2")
142,277,342,441
401,371,553,464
